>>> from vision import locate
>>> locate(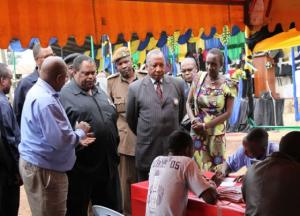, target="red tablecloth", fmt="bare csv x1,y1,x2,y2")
131,180,245,216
